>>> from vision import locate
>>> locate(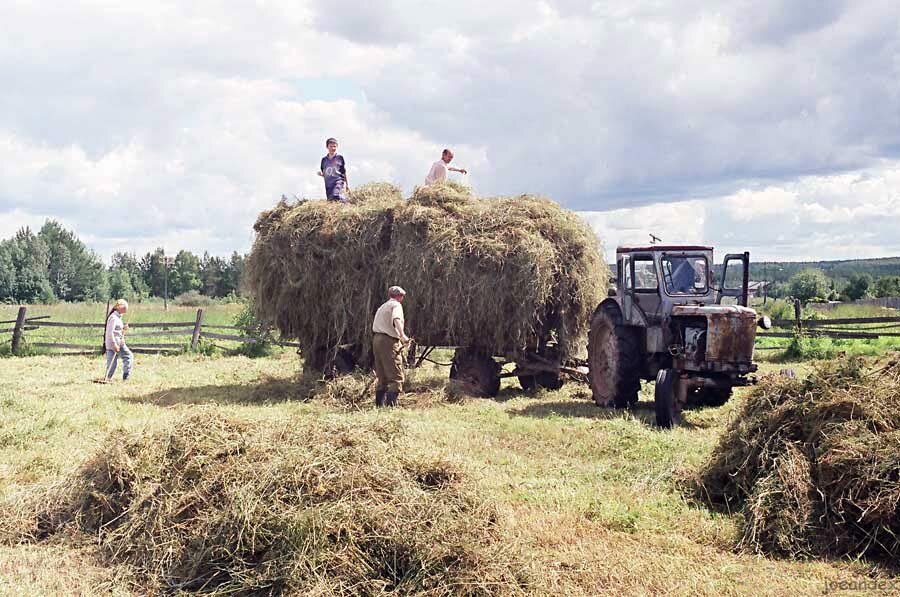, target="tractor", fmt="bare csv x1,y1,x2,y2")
587,245,771,427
